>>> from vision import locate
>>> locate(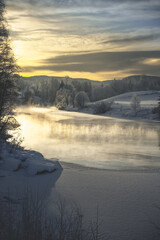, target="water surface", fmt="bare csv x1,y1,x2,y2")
15,106,160,170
